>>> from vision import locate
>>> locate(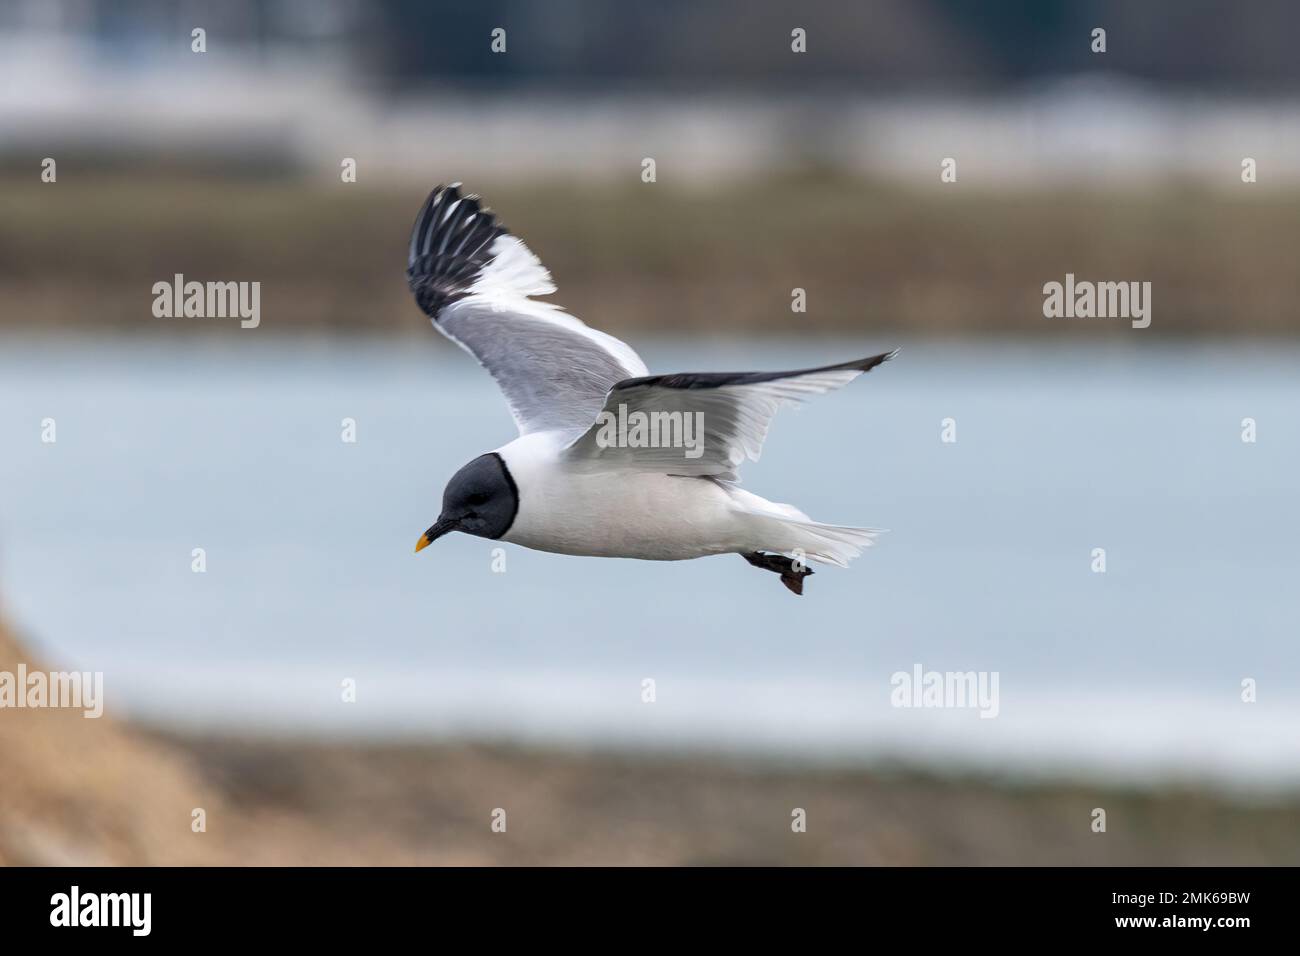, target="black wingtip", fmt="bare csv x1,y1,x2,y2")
848,348,899,374
615,348,899,393
406,184,508,318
